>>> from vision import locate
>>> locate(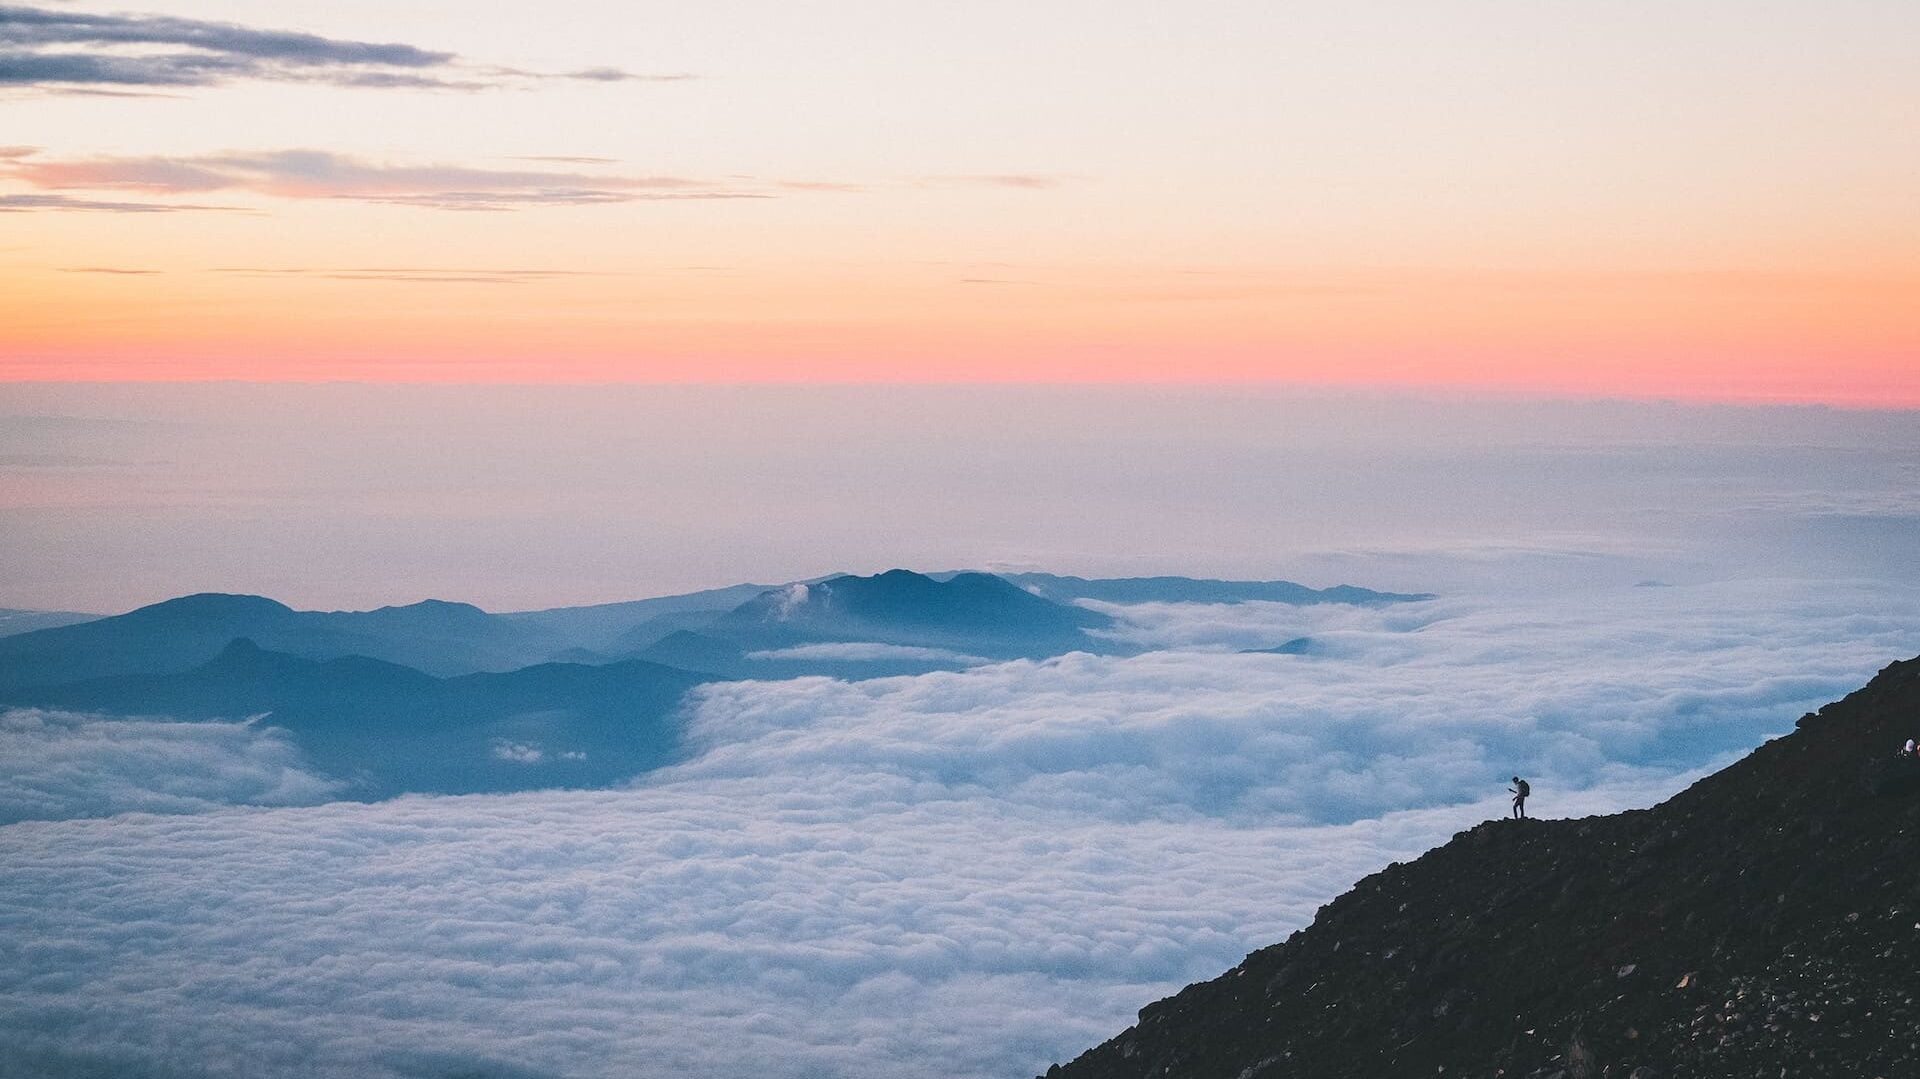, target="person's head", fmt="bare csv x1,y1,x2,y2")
1512,776,1521,784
